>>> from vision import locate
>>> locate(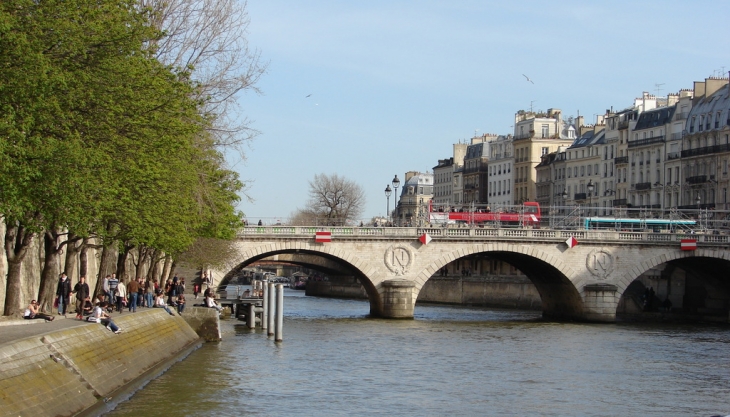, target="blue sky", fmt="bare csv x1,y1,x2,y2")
233,0,729,224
